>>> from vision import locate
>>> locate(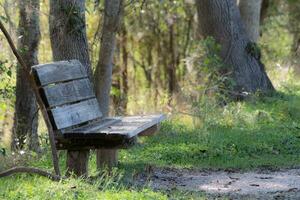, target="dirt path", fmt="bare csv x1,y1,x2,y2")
136,167,300,199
